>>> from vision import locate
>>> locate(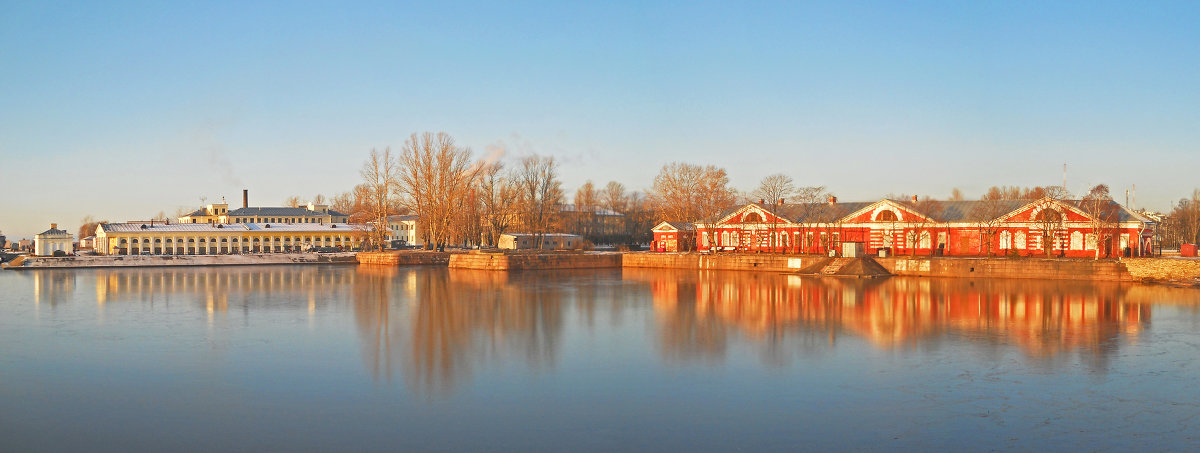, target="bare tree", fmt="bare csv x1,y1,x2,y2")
601,181,628,214
284,196,306,208
573,180,598,239
78,215,107,240
650,162,737,250
396,132,479,251
903,196,944,257
1081,184,1120,259
331,185,374,223
969,198,1012,256
360,148,399,250
950,188,965,201
753,174,796,252
311,194,327,205
479,162,518,247
513,154,563,248
1032,191,1070,258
